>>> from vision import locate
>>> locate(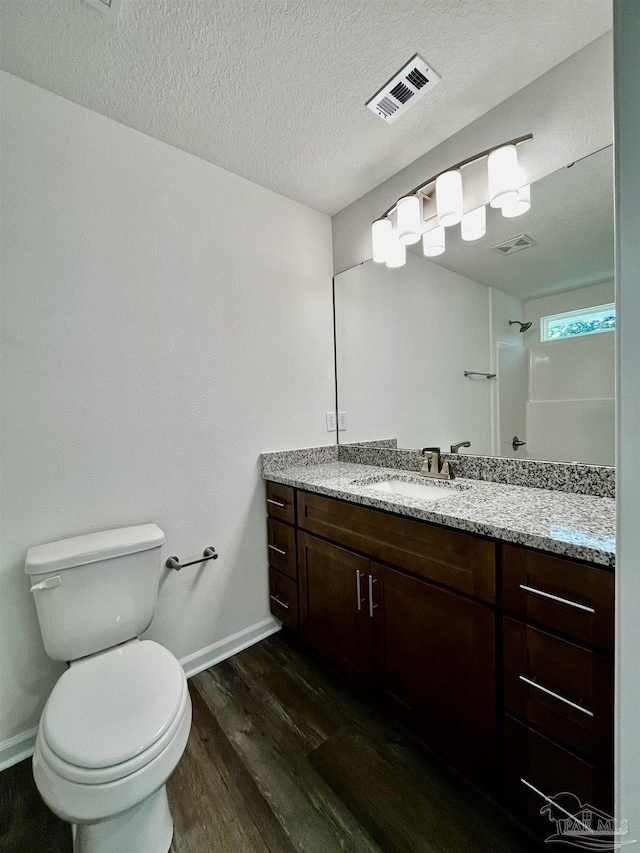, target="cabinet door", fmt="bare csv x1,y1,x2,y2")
298,532,372,683
371,562,496,788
